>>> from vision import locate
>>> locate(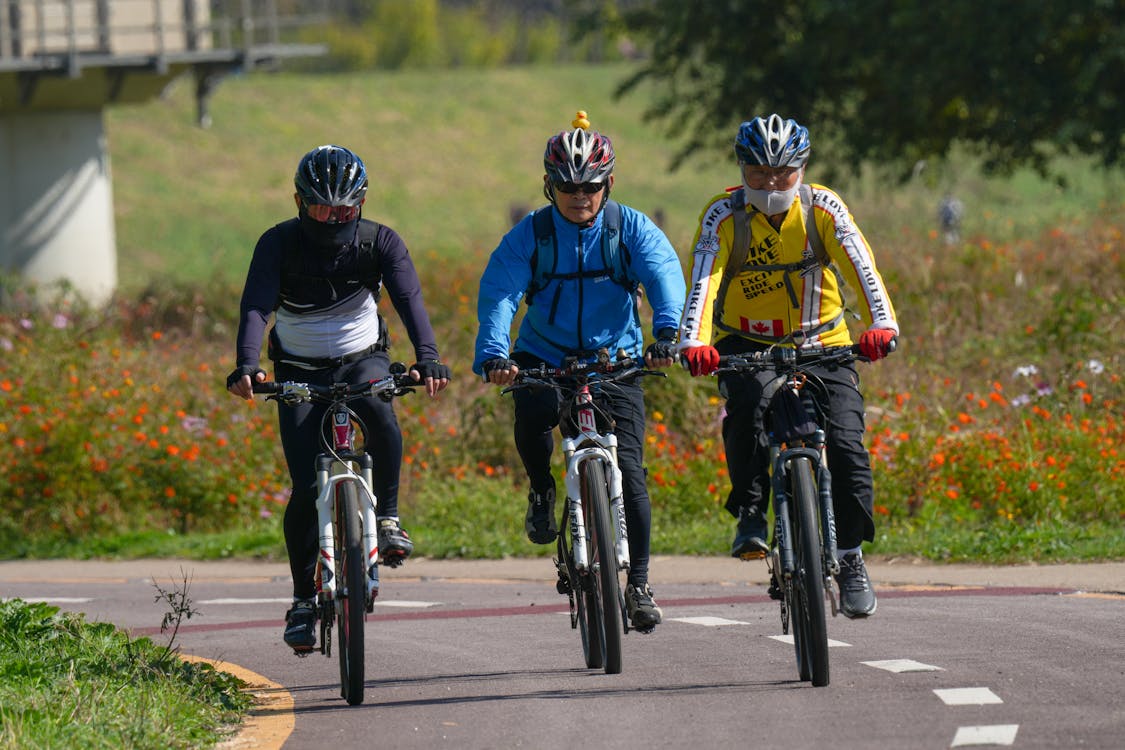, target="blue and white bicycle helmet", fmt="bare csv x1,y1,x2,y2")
734,115,811,168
